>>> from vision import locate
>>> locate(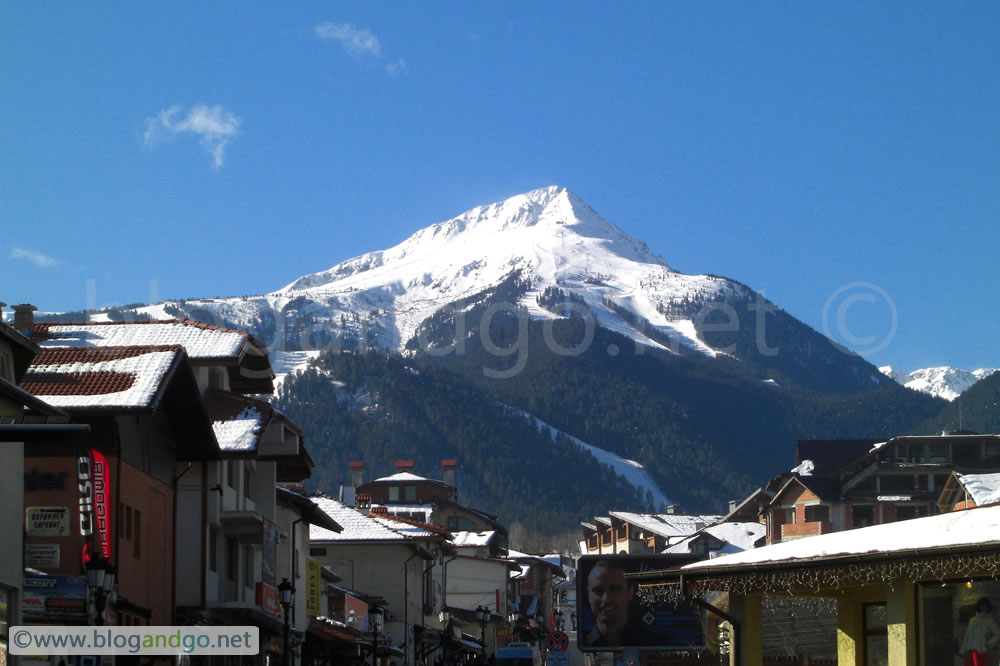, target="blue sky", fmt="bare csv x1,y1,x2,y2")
2,3,998,373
